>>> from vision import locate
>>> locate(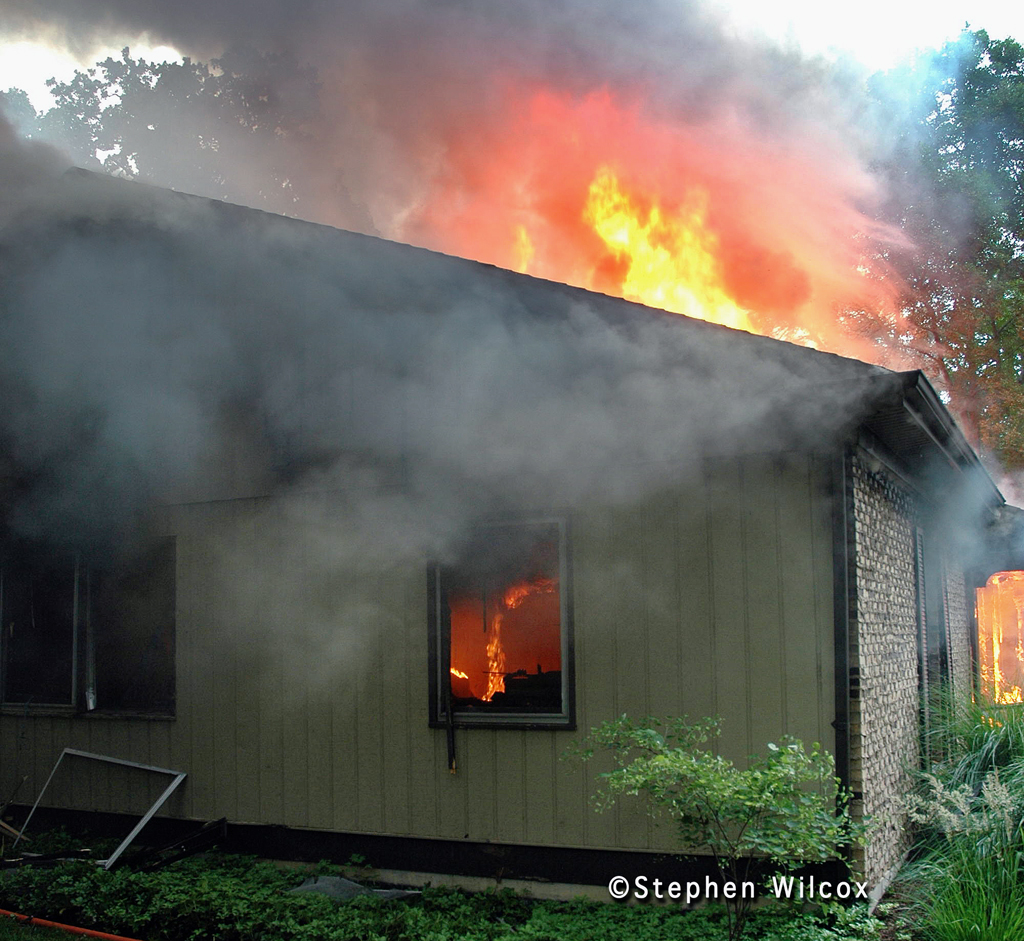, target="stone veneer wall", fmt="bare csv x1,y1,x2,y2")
944,564,972,697
848,452,920,888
